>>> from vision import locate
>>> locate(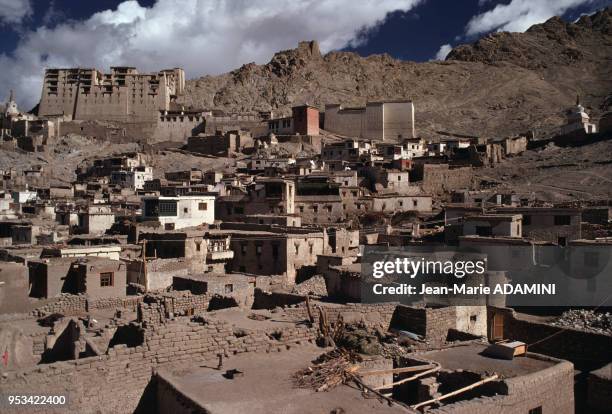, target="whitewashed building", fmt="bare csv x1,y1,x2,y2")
141,194,215,230
110,166,153,190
